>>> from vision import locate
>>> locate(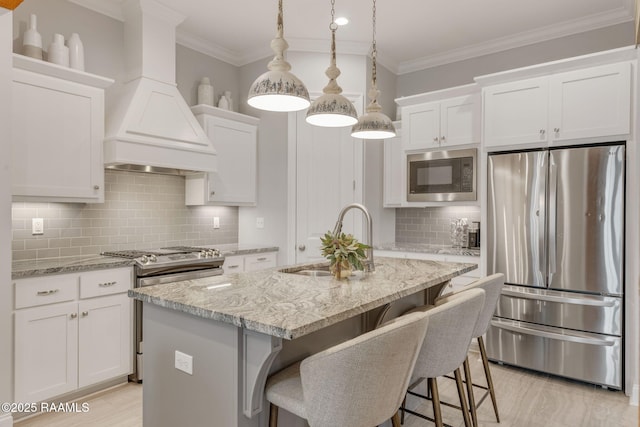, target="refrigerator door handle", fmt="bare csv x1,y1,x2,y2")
548,158,558,281
537,153,547,283
501,288,617,307
491,319,616,347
